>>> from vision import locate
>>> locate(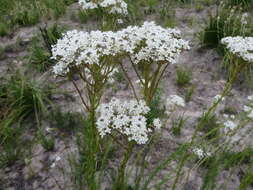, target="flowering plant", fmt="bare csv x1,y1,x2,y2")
79,0,128,16
221,36,253,63
78,0,128,30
